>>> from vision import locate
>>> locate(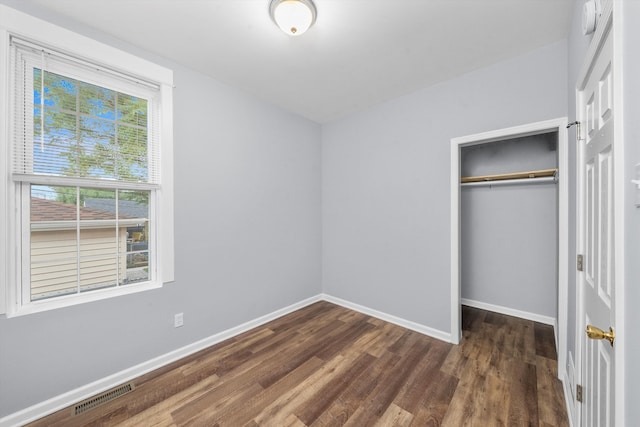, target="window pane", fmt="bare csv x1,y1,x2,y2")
118,124,148,181
31,69,149,183
79,189,118,293
120,190,150,285
79,252,119,293
33,110,77,175
30,186,79,301
80,117,116,179
29,186,152,300
117,93,147,126
35,69,78,112
78,81,115,119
